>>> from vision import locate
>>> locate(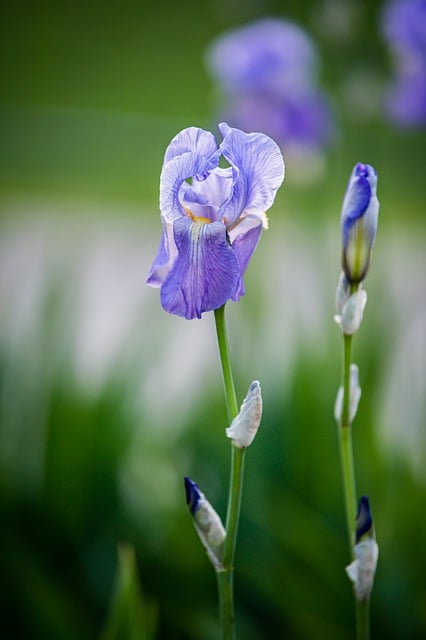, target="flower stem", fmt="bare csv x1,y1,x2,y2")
339,333,358,554
216,569,234,639
338,306,370,639
214,305,246,640
356,599,370,640
214,305,238,421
